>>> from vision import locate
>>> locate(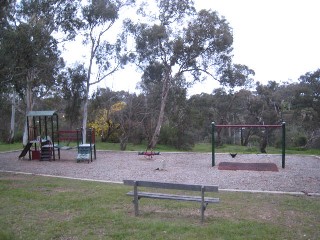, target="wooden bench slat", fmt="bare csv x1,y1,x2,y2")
123,180,218,192
126,191,219,203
